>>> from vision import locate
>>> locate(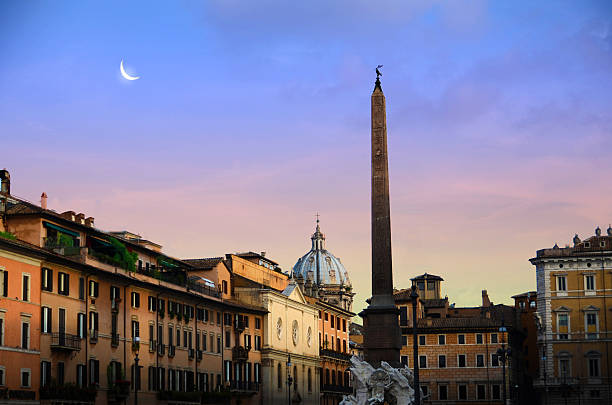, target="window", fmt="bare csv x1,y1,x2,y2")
110,286,120,300
222,280,228,294
458,354,466,367
89,280,99,298
401,335,408,346
588,358,600,377
41,307,52,333
131,320,140,339
0,317,4,345
331,315,335,328
77,313,85,338
0,269,7,297
41,361,51,387
42,268,53,291
20,369,31,387
490,333,498,344
586,313,598,339
585,275,595,291
476,354,485,367
225,330,230,348
131,292,140,308
557,276,567,291
202,332,207,351
400,306,408,326
176,328,181,347
343,319,347,332
417,281,424,290
89,359,100,385
559,357,571,378
419,355,427,368
22,274,30,301
89,312,99,332
438,384,448,400
58,272,69,295
419,335,425,345
421,385,429,398
78,277,85,300
458,384,467,400
438,355,446,368
492,384,501,400
477,384,486,400
255,317,261,329
277,363,282,389
255,335,261,351
324,312,328,321
217,335,221,353
438,335,445,345
401,356,409,366
307,368,312,392
476,333,483,344
458,334,465,344
427,281,435,290
244,334,251,349
491,353,499,367
21,321,30,349
76,364,86,387
0,366,5,386
558,313,569,326
57,362,64,385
